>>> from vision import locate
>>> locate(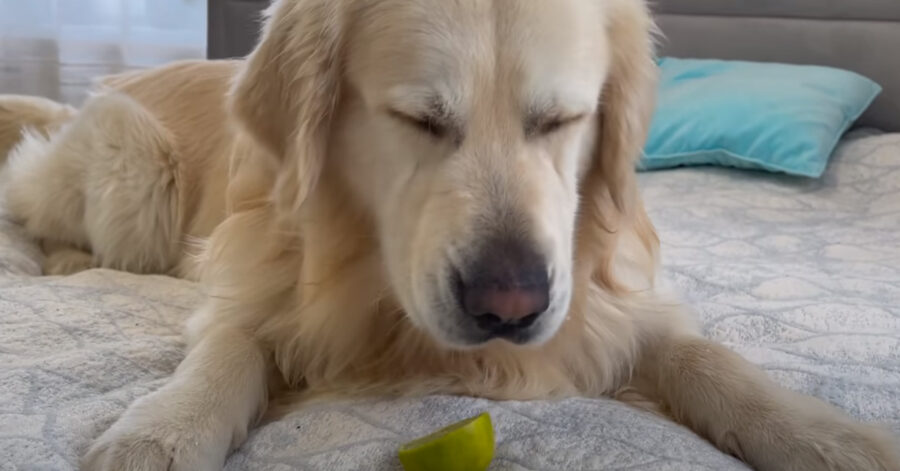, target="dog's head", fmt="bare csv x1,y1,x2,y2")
231,0,658,348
